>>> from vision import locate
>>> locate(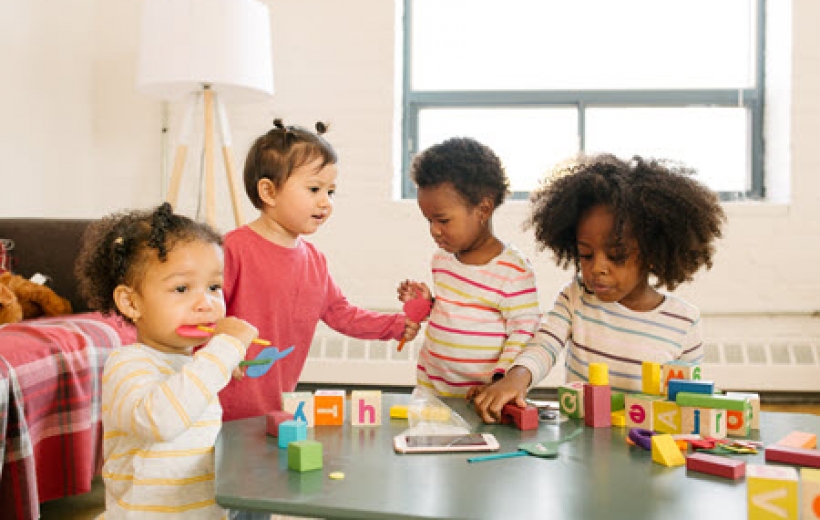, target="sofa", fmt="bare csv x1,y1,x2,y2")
0,218,135,520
